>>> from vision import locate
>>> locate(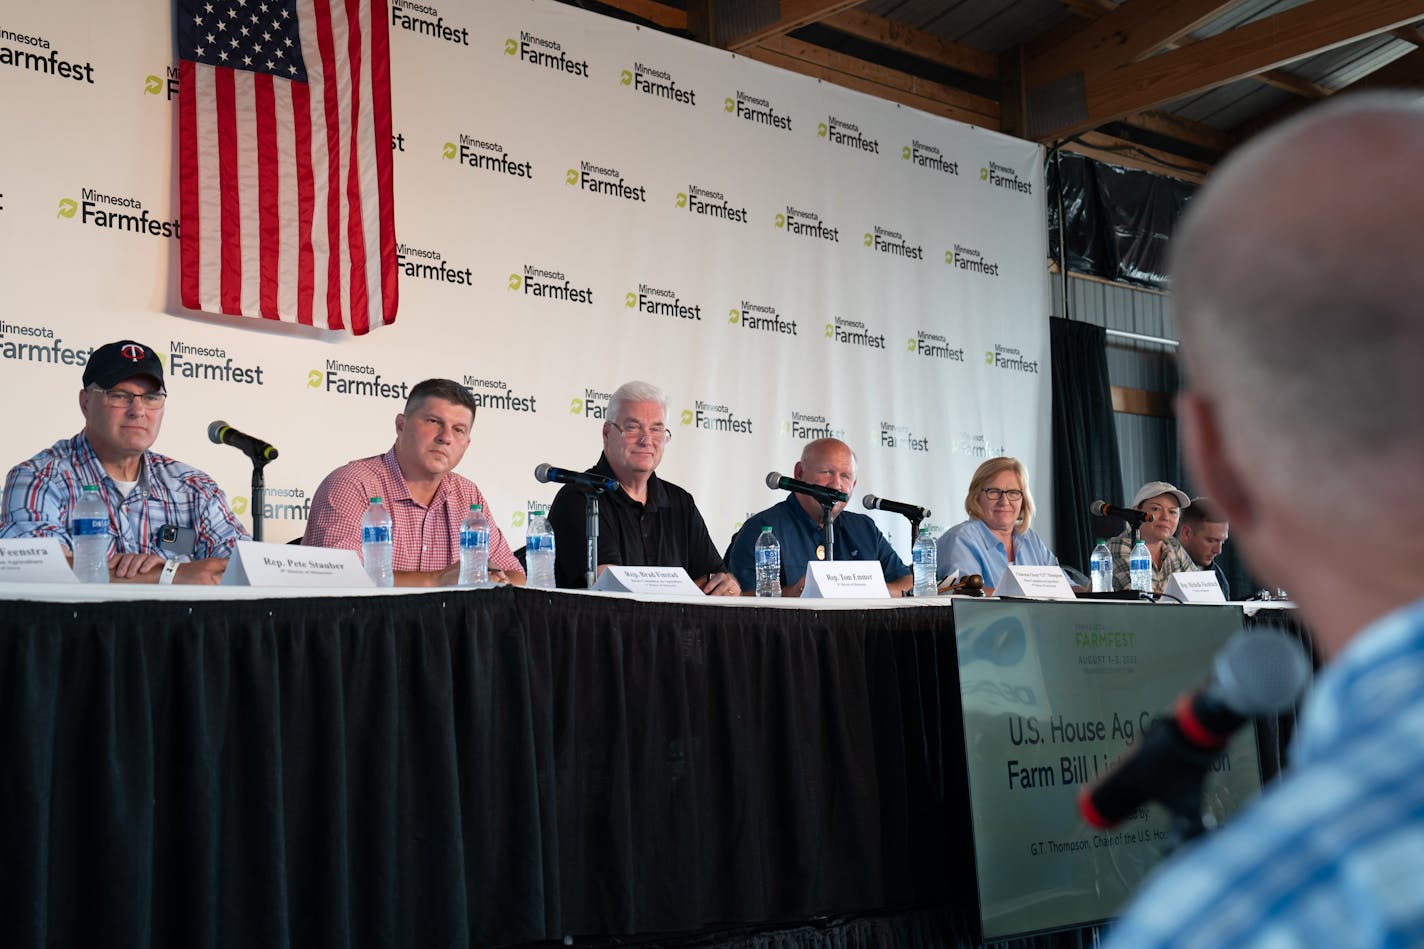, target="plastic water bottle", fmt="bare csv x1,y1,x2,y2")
1129,539,1152,594
912,527,937,597
70,484,110,583
1090,539,1113,592
360,497,394,587
525,508,556,589
458,503,489,586
754,526,781,597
